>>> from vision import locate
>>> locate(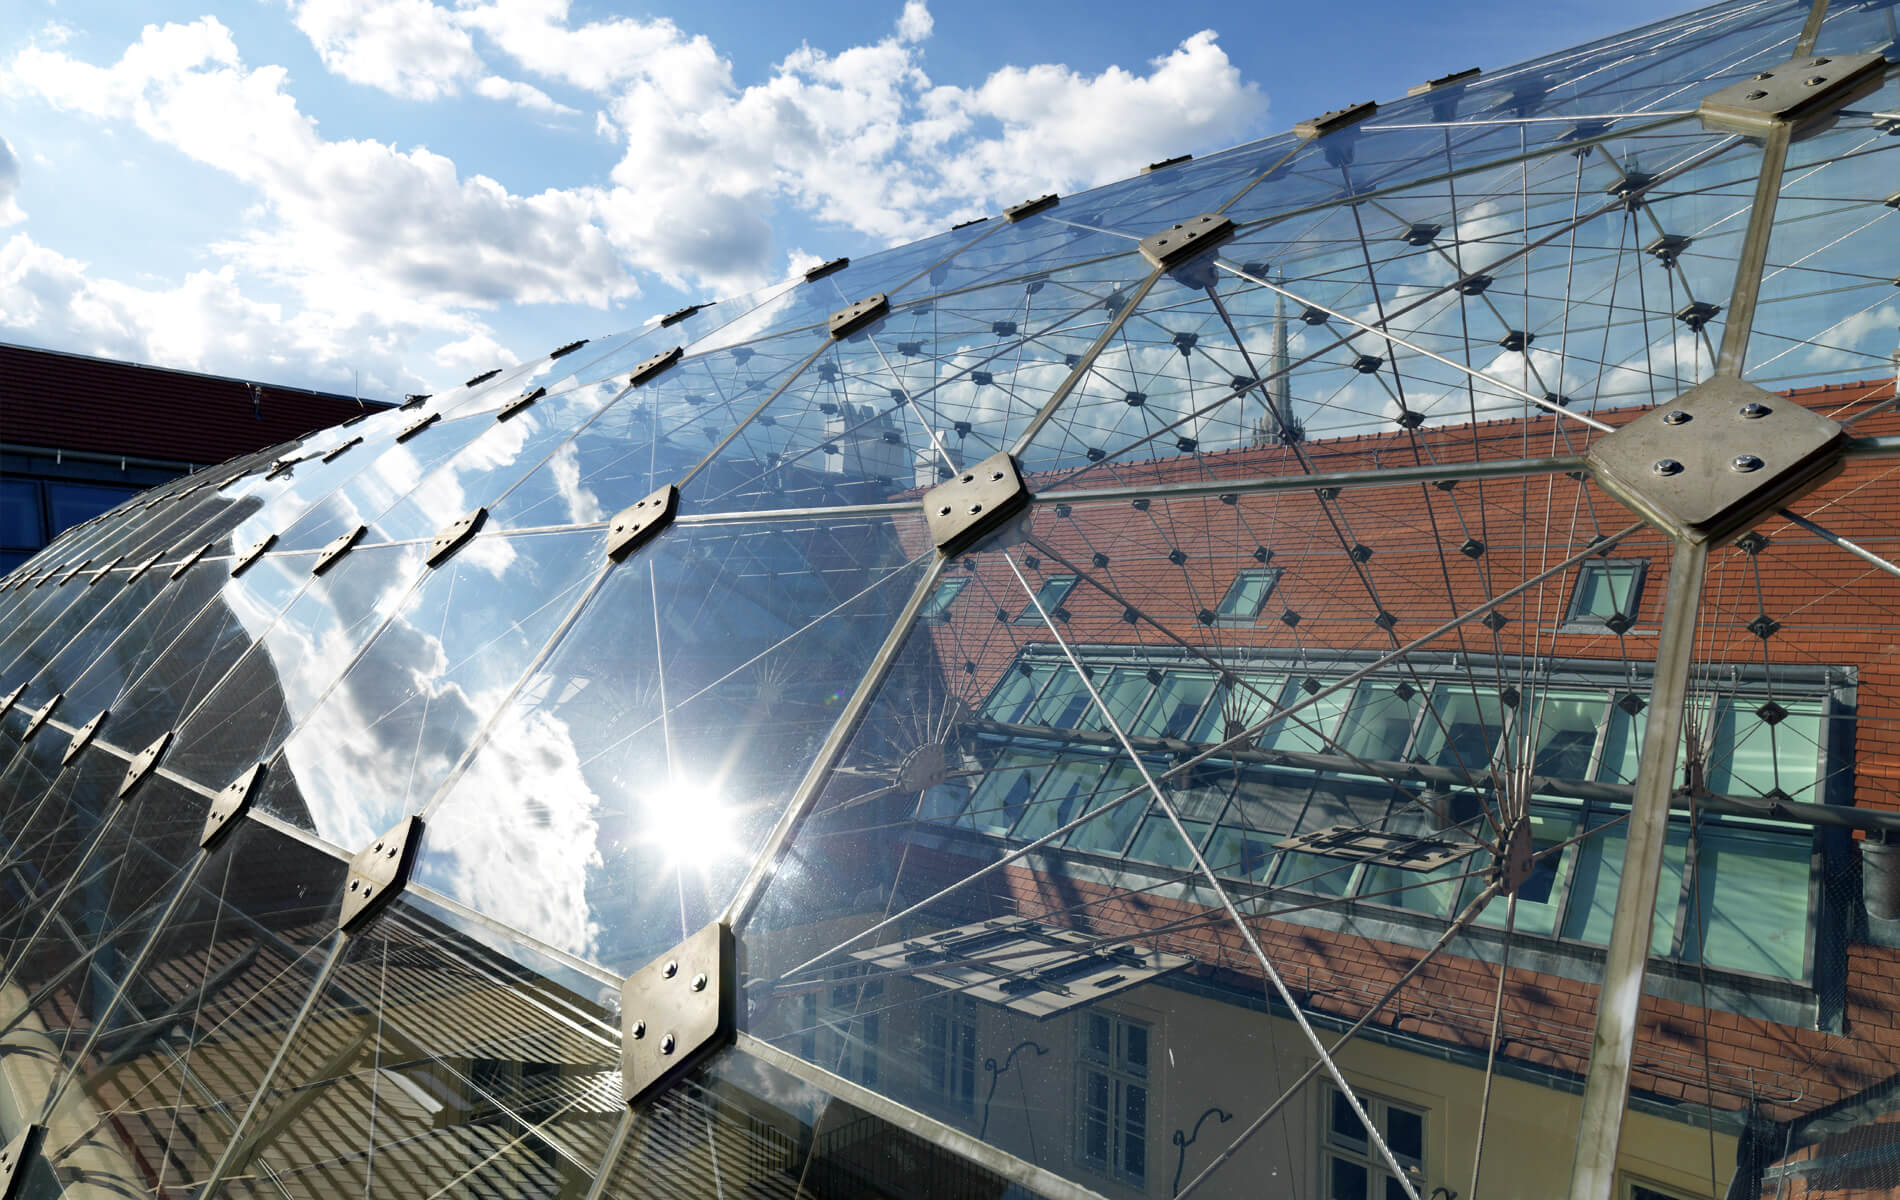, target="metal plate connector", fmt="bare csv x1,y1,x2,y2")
0,684,23,719
340,815,423,932
1699,53,1886,136
1141,153,1191,174
397,412,440,443
607,485,679,562
629,346,683,387
660,303,705,327
0,1124,45,1200
498,388,545,420
1587,376,1845,543
466,368,502,387
1407,67,1480,96
322,436,362,463
924,451,1031,557
1138,214,1234,270
805,256,849,282
620,921,736,1107
427,508,486,568
21,694,61,741
1295,101,1377,138
126,553,163,584
829,294,890,339
119,731,171,799
1005,193,1058,221
87,556,124,586
63,708,107,765
232,534,277,576
549,338,589,359
203,763,265,848
314,526,365,575
169,543,212,580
